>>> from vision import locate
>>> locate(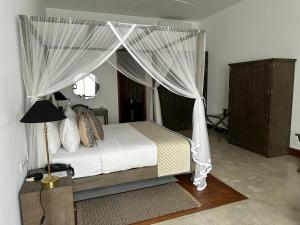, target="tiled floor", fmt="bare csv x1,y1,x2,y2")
157,131,300,225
